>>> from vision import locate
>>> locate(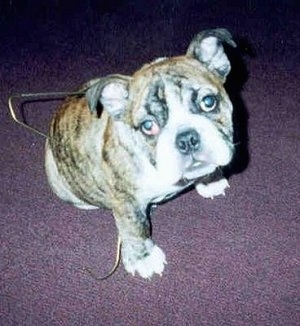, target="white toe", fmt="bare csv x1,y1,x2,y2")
196,178,230,199
123,241,167,279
